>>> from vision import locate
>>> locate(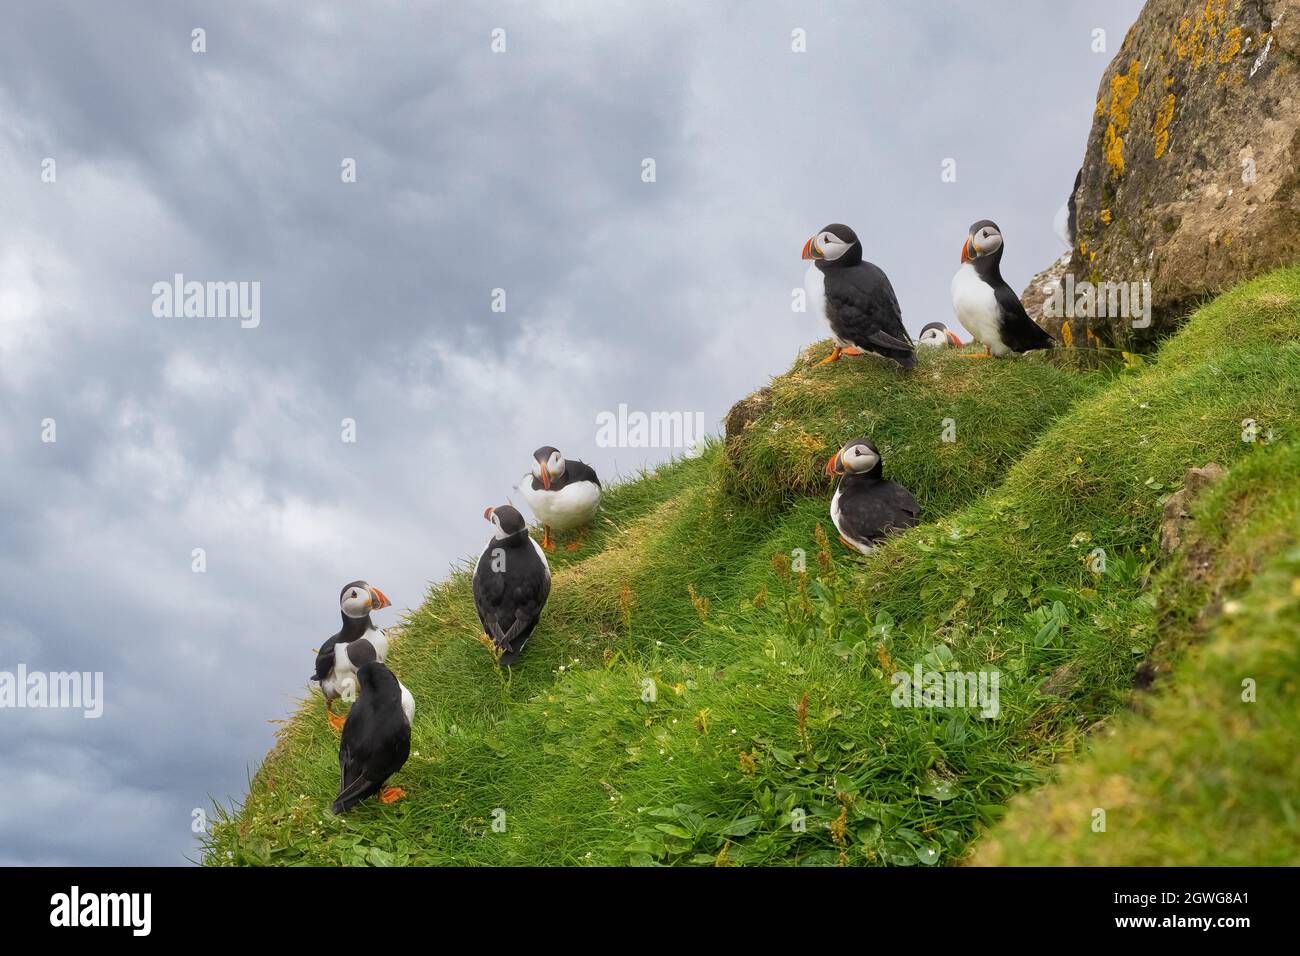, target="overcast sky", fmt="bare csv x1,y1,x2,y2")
0,0,1144,865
